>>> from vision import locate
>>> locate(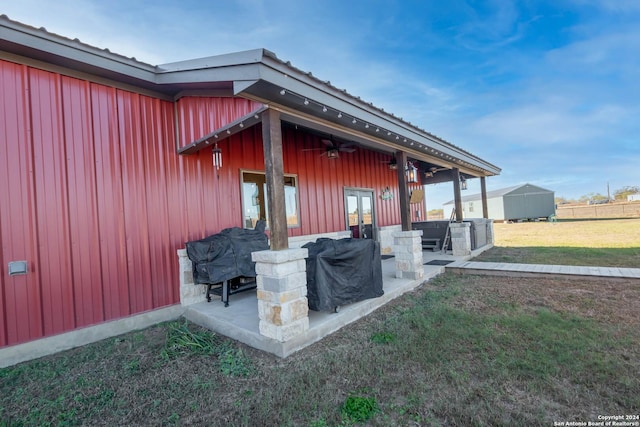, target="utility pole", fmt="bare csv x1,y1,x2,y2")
607,182,611,202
